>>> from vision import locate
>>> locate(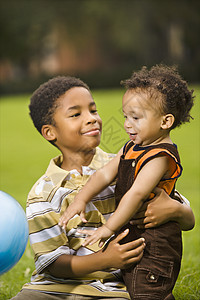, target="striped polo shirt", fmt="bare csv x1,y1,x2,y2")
23,147,130,299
